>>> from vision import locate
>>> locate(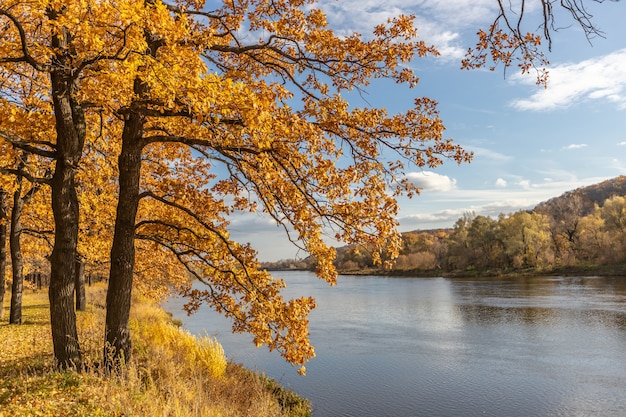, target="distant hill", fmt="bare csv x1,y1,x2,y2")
533,176,626,221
